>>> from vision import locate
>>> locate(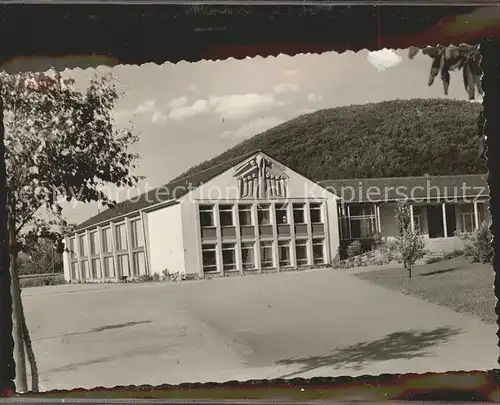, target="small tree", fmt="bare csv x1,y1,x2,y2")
393,201,427,278
17,238,63,275
346,240,363,259
1,71,141,392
